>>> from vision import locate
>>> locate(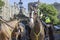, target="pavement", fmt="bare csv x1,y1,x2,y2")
53,31,60,40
